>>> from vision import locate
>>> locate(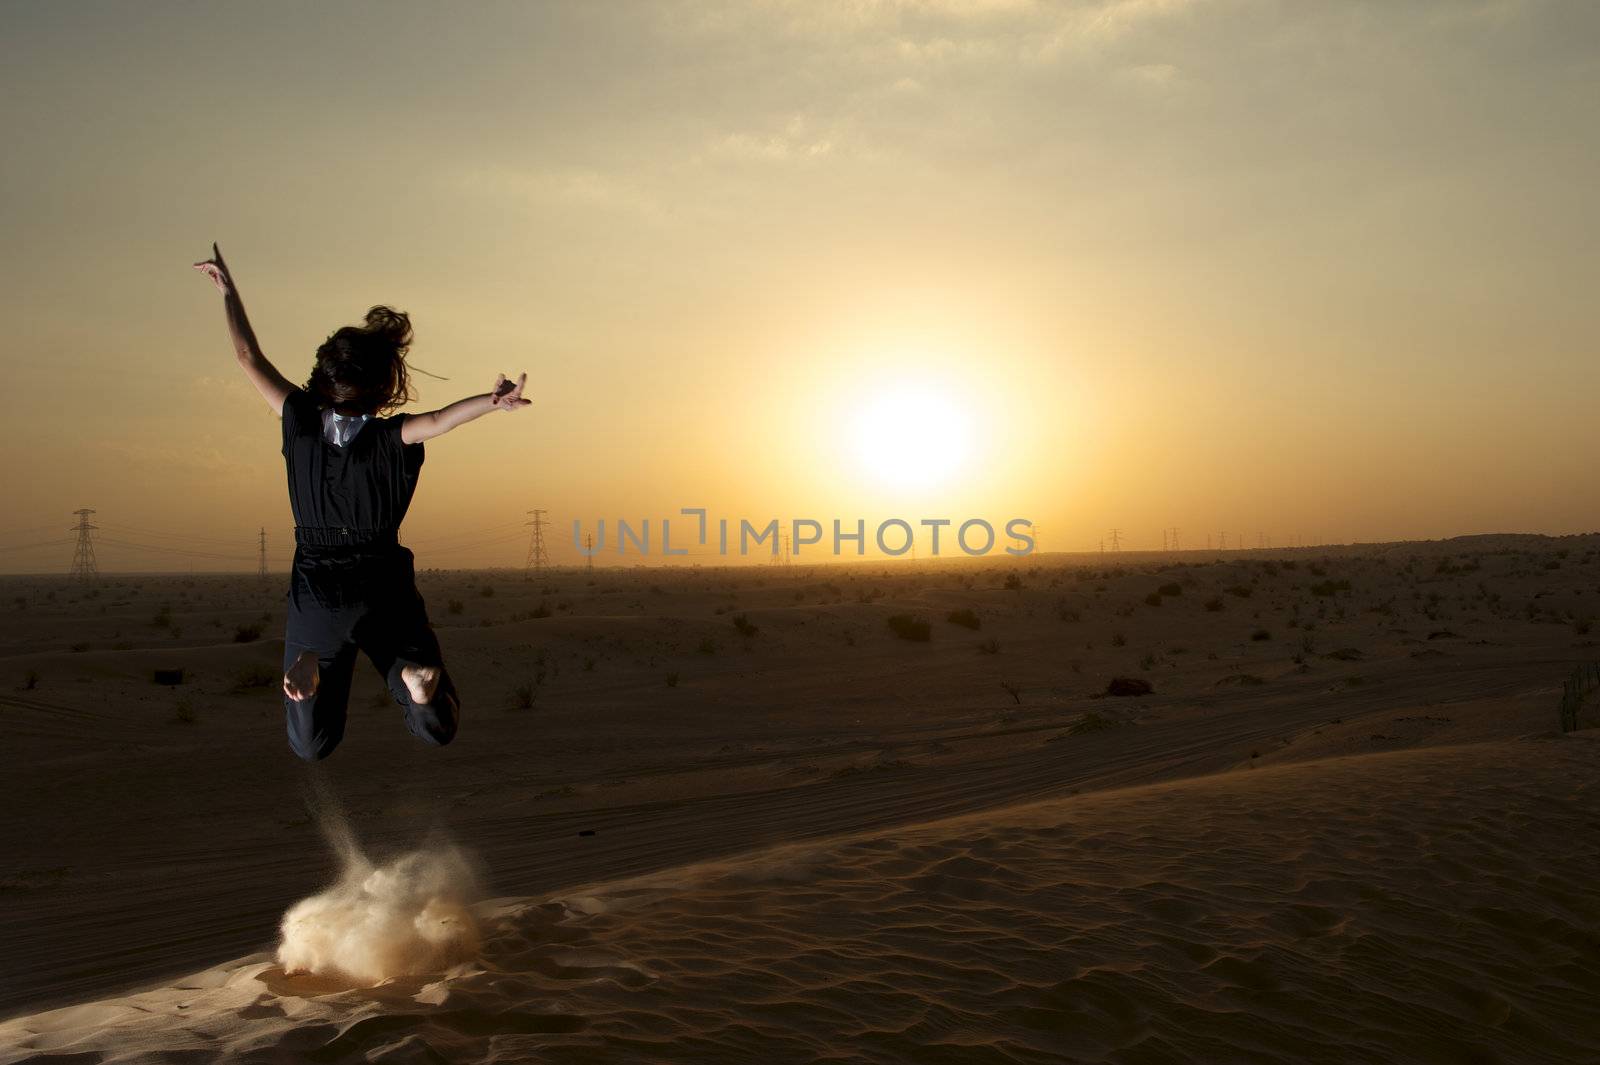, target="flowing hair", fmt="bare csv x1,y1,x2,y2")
304,306,419,417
